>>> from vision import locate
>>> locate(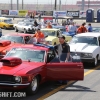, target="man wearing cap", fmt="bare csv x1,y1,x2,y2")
54,35,70,85
33,28,44,42
55,35,70,62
